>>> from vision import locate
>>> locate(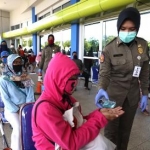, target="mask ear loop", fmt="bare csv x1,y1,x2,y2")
71,82,76,91
62,94,73,107
63,78,78,107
